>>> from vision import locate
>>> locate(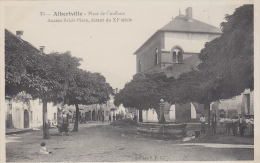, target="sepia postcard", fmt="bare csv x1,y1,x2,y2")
0,0,259,162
